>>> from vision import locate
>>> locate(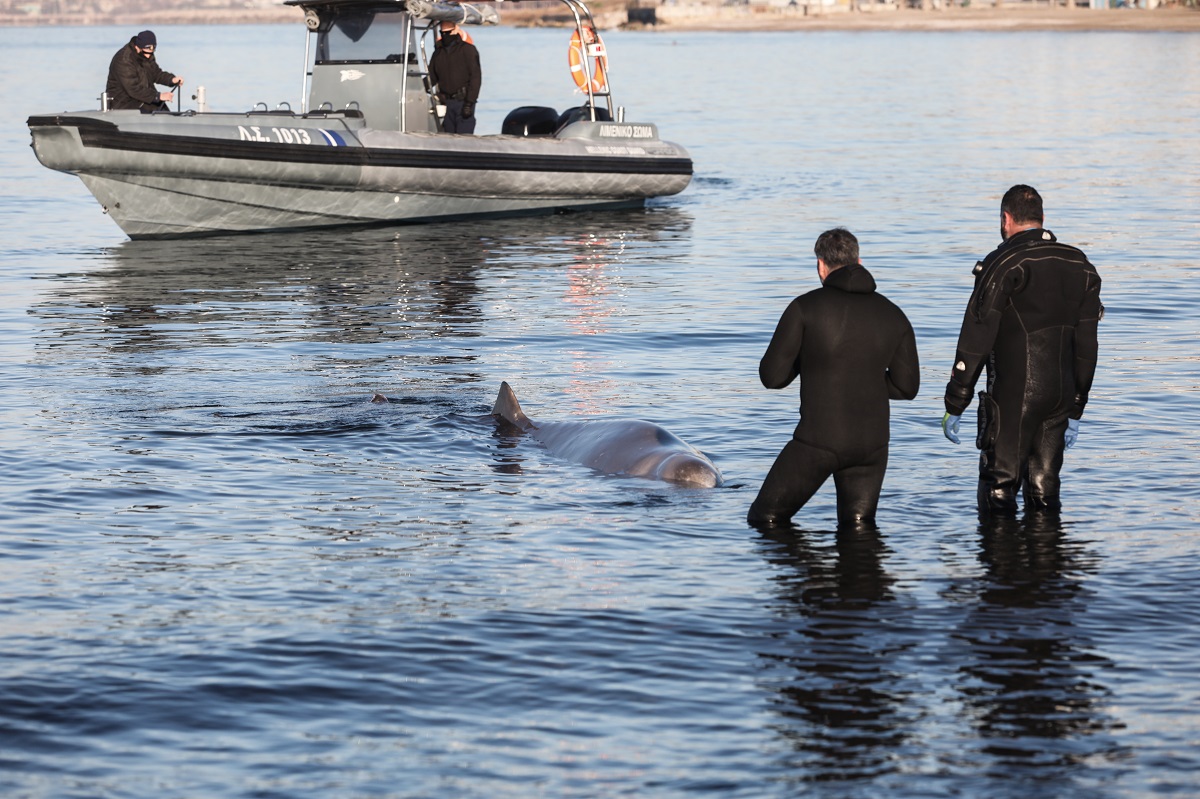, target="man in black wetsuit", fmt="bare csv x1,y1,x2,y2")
942,185,1103,514
748,228,920,528
427,21,481,135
